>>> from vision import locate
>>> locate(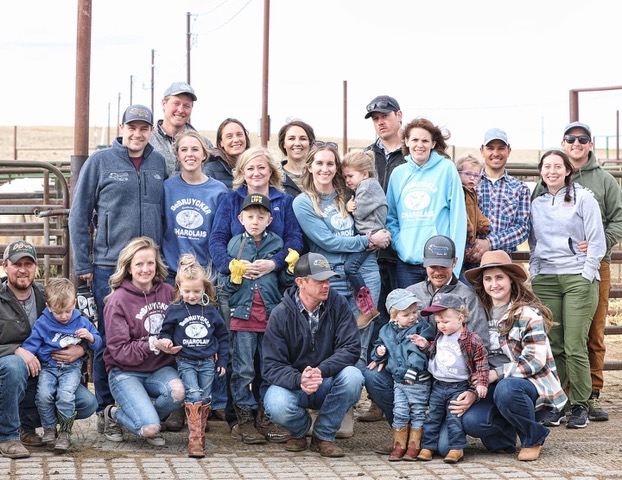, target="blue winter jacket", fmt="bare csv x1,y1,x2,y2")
69,138,167,274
